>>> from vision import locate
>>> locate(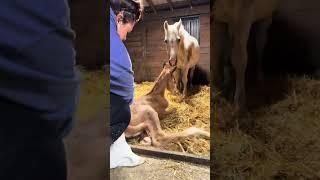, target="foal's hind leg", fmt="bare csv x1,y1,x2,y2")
141,106,210,147
125,123,148,138
155,127,210,147
137,106,163,147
